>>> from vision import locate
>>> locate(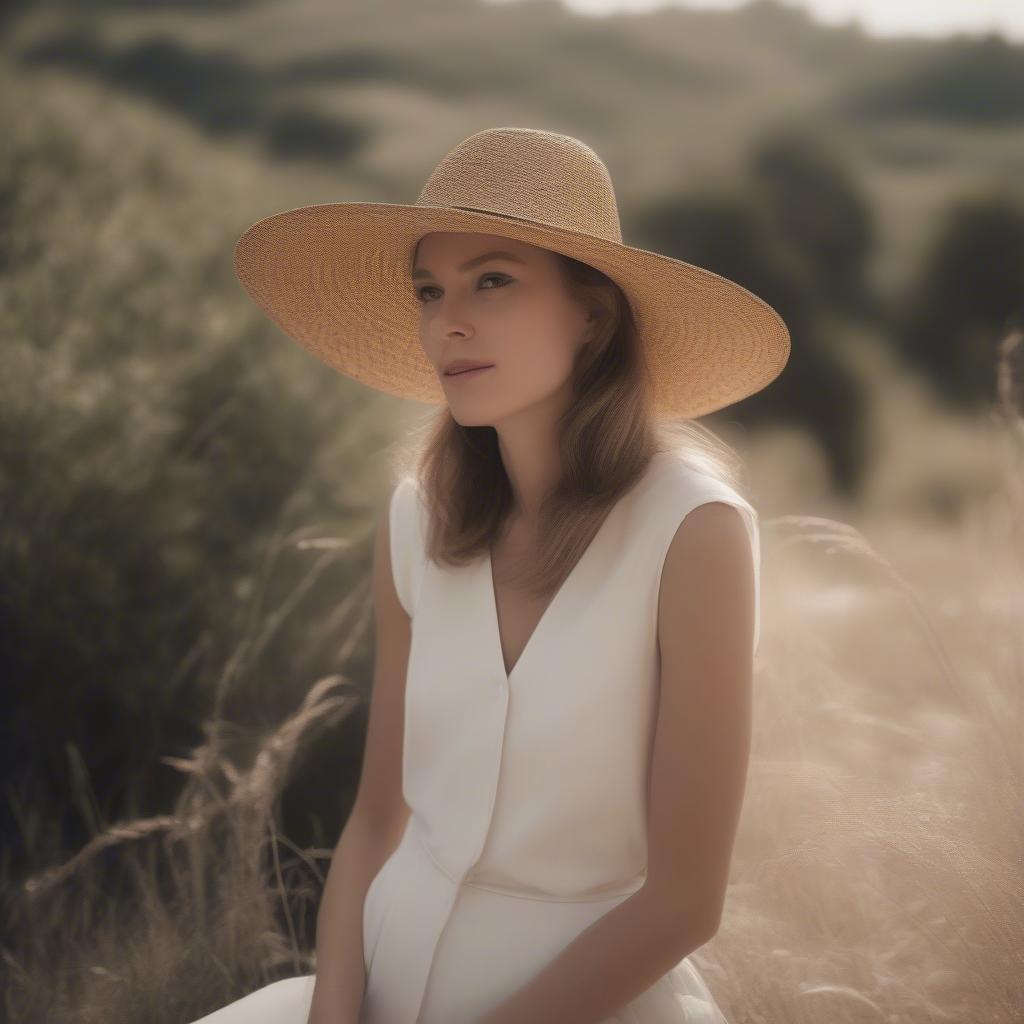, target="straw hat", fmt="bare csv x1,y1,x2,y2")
233,126,790,419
